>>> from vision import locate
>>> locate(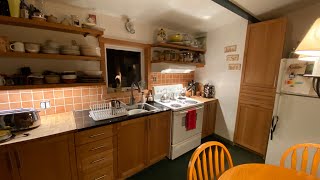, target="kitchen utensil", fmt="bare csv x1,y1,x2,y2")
7,0,20,17
80,46,101,56
46,14,58,23
45,75,60,84
44,40,60,49
28,74,44,85
31,16,46,22
10,42,25,52
25,43,41,53
0,36,8,53
83,71,102,76
71,15,80,27
203,84,215,98
0,75,6,86
62,72,77,83
169,34,183,42
61,18,71,25
0,108,41,132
